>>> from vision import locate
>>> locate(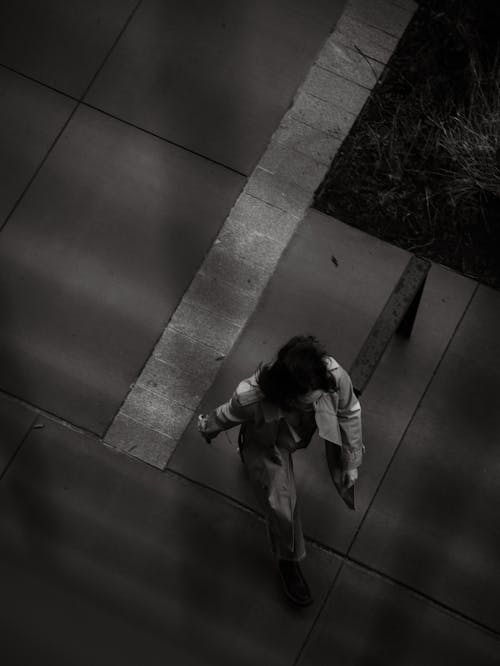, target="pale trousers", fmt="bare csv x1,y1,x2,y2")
238,419,315,562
